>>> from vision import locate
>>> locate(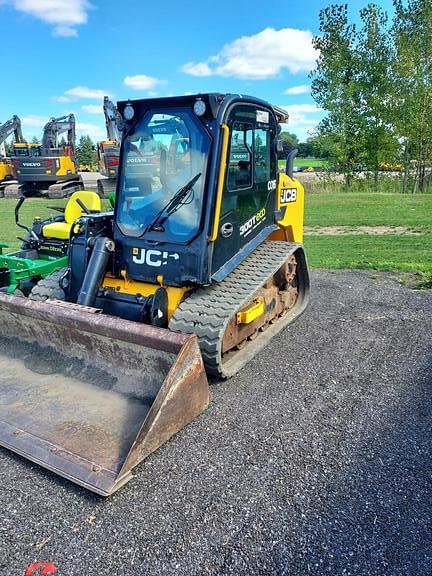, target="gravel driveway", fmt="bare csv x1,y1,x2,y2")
1,269,431,575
